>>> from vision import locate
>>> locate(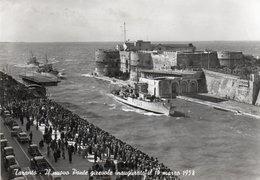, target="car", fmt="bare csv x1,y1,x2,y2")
8,120,19,129
49,174,63,180
17,132,29,143
0,132,5,139
0,139,8,152
3,155,17,170
4,114,12,125
12,177,26,180
2,146,15,158
30,156,51,174
11,126,21,137
28,144,41,157
8,164,22,179
4,110,11,117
